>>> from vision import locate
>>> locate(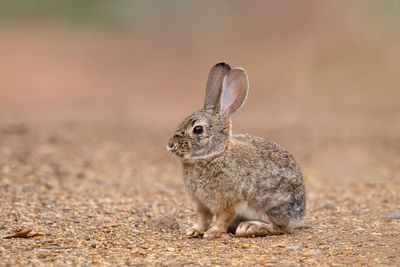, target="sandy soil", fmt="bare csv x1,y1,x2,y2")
0,110,399,266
